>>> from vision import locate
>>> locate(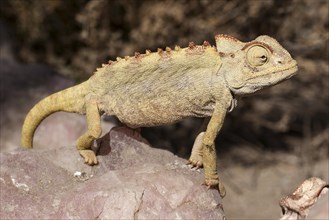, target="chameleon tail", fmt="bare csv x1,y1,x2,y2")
21,83,87,148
